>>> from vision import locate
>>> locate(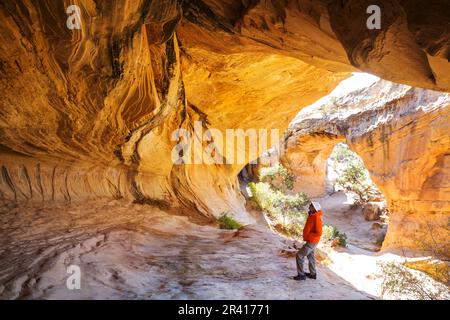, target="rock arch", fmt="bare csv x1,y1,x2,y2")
280,79,450,253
